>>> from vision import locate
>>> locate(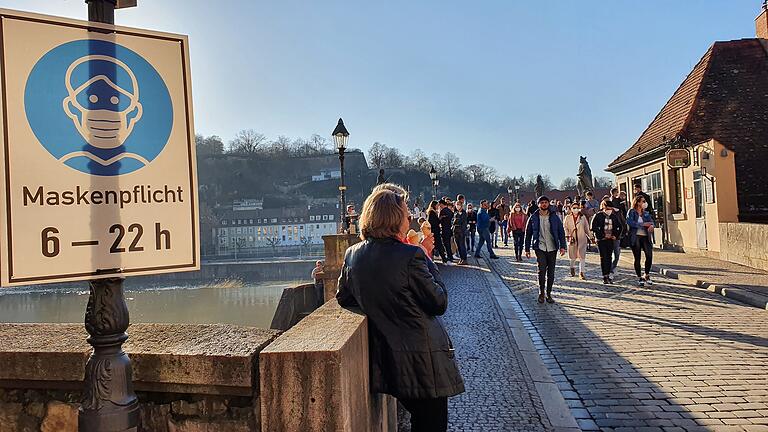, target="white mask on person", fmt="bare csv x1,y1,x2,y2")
572,208,581,214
